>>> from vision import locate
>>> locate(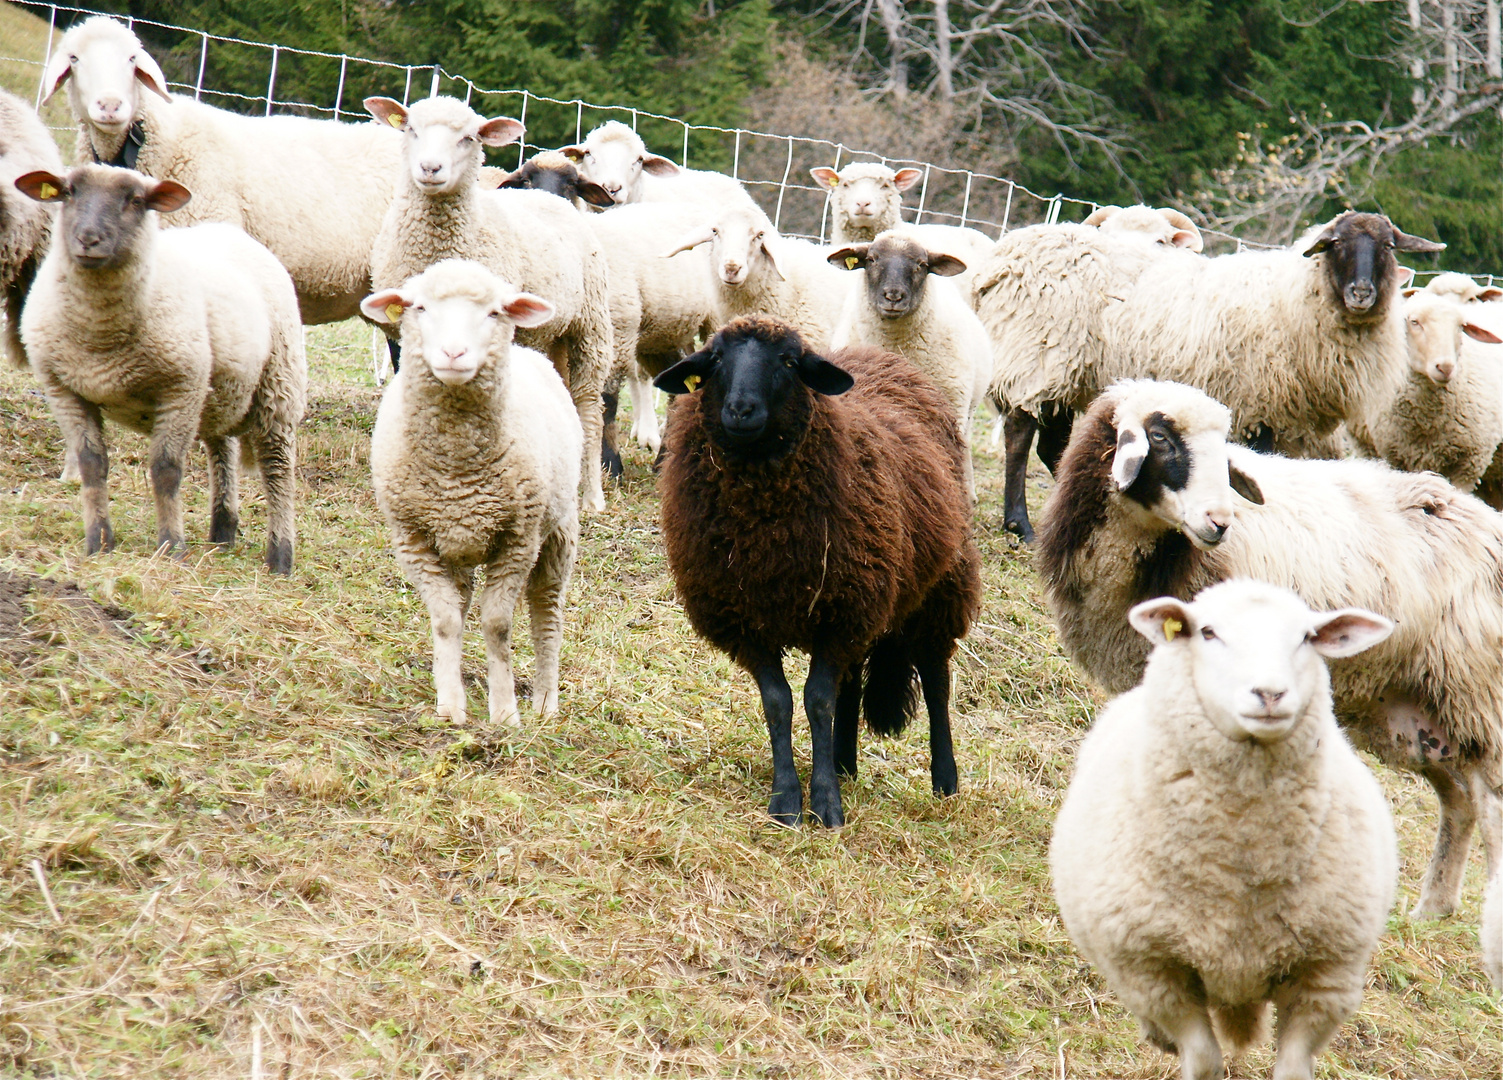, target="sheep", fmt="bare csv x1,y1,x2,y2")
1082,202,1205,252
664,205,851,349
1420,270,1503,305
1348,289,1503,503
44,16,401,330
0,88,63,370
1052,578,1397,1080
362,259,581,726
975,210,1443,541
495,150,615,210
1485,869,1503,991
827,230,992,501
365,95,613,513
1035,378,1503,924
17,165,305,572
560,120,757,210
654,316,981,828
